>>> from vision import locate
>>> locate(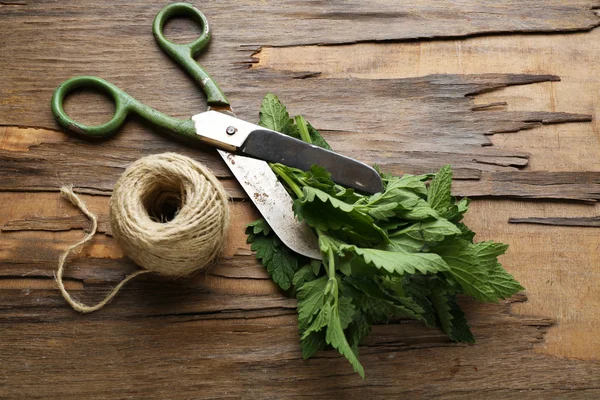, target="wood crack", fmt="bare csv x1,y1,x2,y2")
244,24,600,49
509,216,600,227
2,214,111,235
